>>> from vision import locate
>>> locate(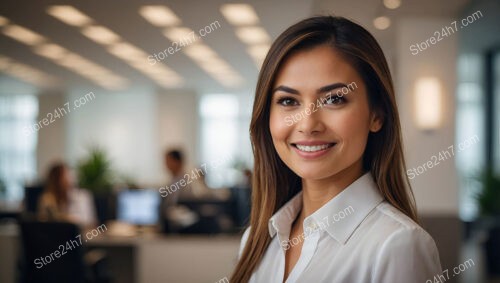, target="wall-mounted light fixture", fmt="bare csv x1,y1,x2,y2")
414,77,443,131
